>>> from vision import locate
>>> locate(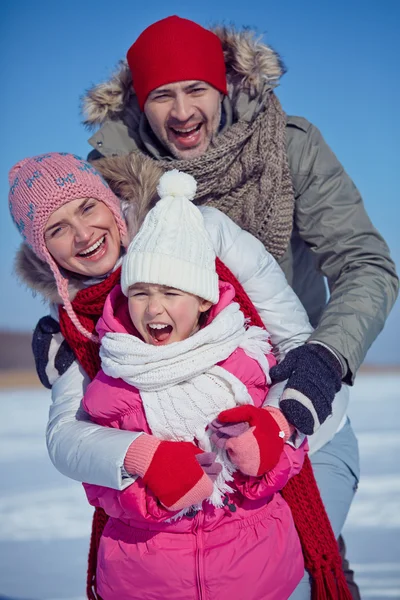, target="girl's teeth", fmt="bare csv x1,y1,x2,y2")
148,324,169,330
